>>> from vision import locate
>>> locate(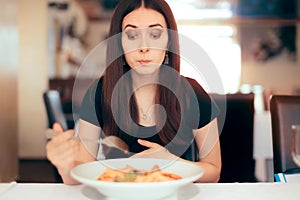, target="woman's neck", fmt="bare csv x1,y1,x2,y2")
131,68,159,91
130,68,160,126
135,88,156,127
131,69,158,108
